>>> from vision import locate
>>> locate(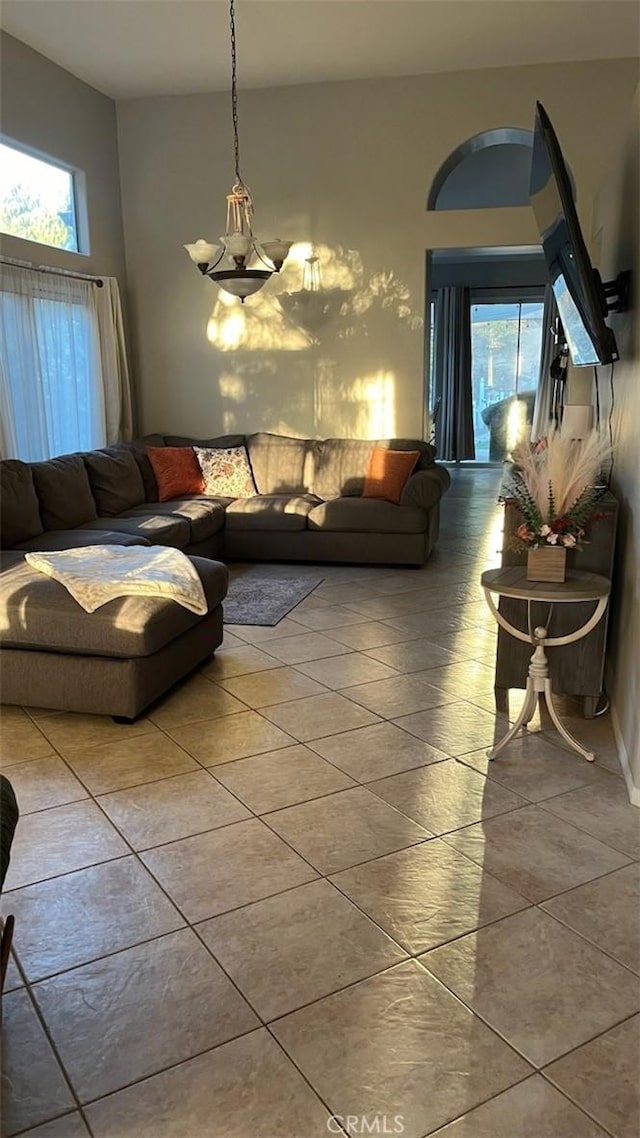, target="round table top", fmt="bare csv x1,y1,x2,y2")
481,565,611,603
